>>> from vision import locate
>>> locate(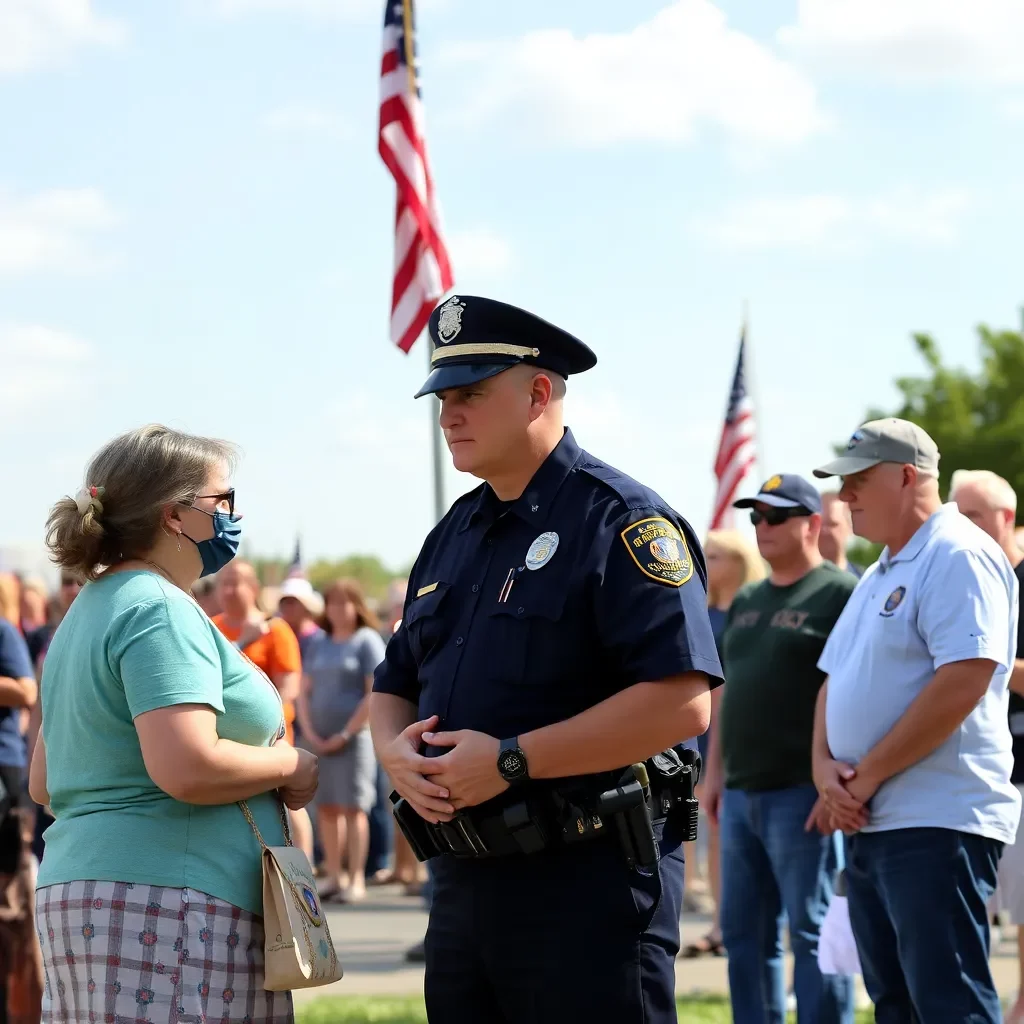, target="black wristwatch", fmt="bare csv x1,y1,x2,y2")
497,737,530,785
